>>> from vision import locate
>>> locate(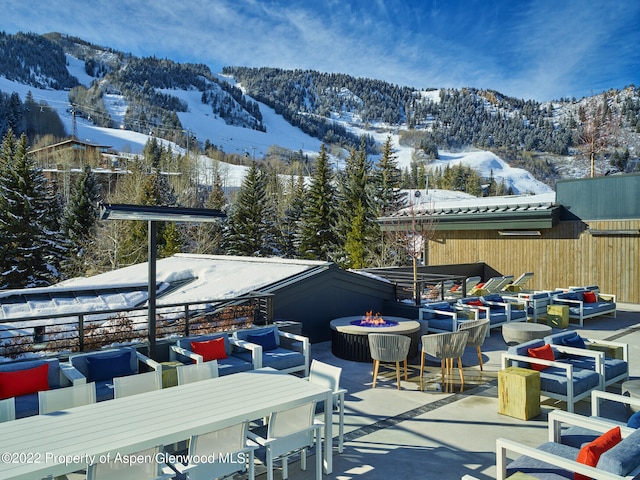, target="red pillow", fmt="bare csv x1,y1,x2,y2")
583,291,597,303
574,426,622,480
467,300,484,306
527,344,555,371
0,363,50,399
191,338,228,362
450,285,460,292
476,283,484,288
